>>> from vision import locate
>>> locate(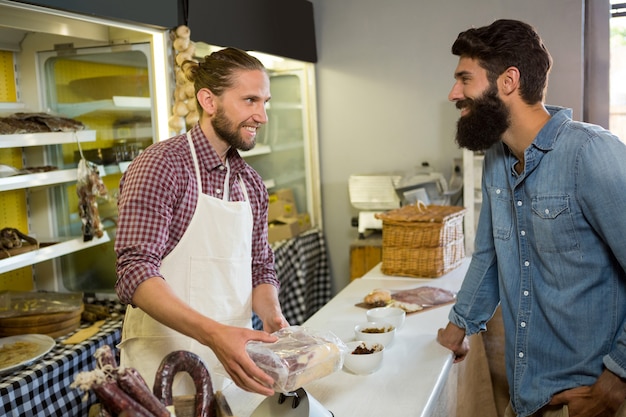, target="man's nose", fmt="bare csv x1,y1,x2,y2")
448,82,464,102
